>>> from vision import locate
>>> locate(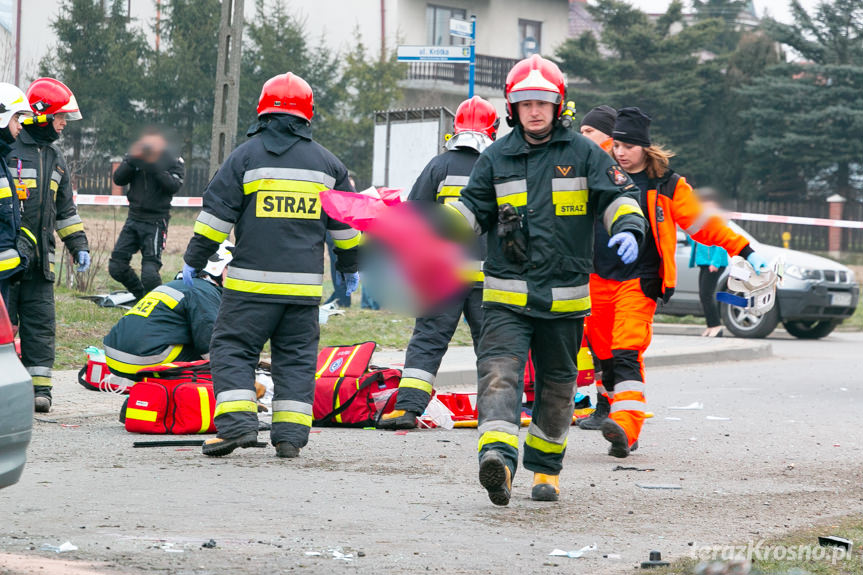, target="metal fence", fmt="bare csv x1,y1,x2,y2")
73,160,212,198
406,54,519,89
